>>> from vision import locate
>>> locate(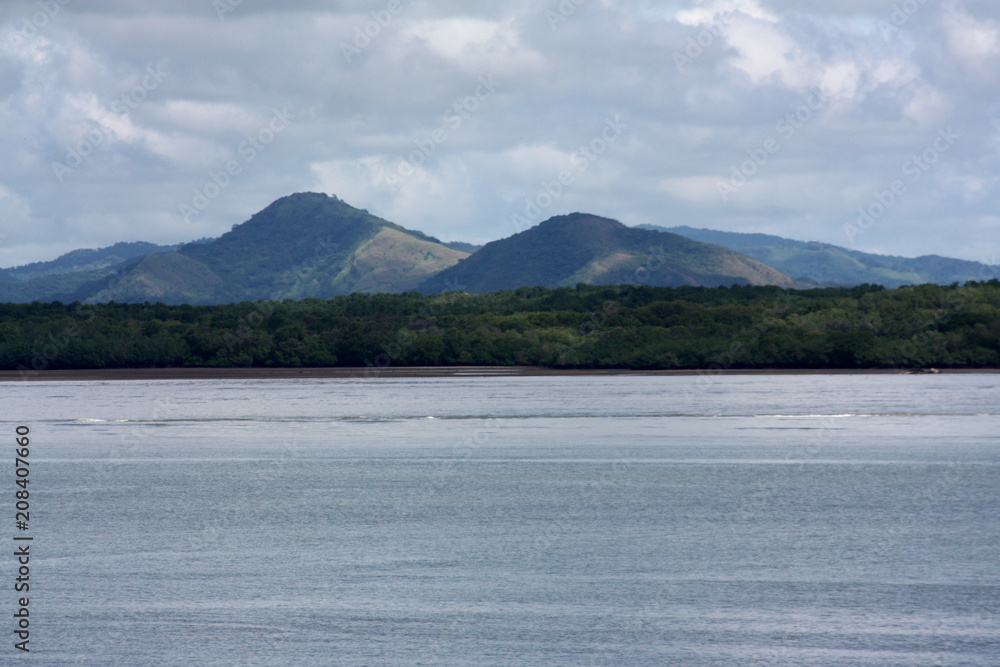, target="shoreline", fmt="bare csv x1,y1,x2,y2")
1,366,997,382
